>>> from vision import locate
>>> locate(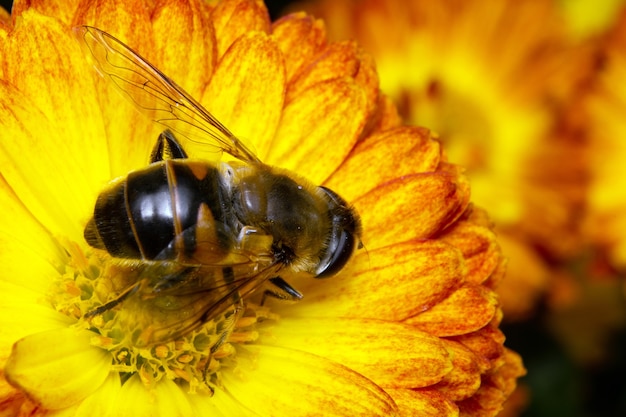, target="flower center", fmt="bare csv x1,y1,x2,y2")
50,240,277,394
